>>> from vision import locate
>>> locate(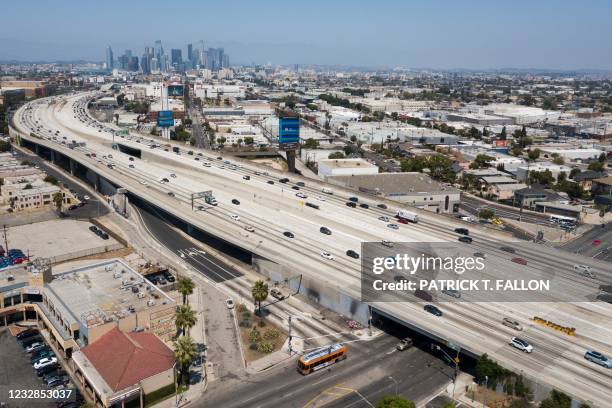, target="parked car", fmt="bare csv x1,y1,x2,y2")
36,363,58,377
396,338,413,351
16,329,39,341
26,342,45,353
34,357,58,370
509,337,533,353
584,350,612,368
